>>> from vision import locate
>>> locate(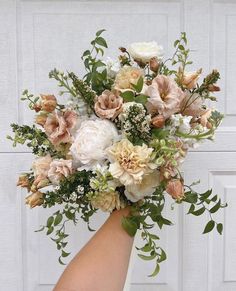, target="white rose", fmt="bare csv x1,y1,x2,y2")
128,41,163,63
125,171,160,202
70,119,119,169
